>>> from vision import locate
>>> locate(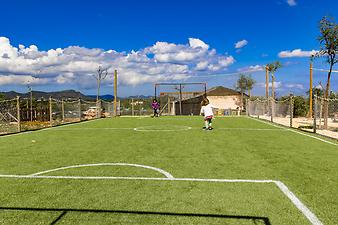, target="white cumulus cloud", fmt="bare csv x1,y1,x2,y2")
0,37,236,88
0,75,49,86
257,82,282,89
285,83,304,89
278,49,318,58
287,0,297,6
235,40,248,49
238,65,264,72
